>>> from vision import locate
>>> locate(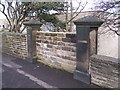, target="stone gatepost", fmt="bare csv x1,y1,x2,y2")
23,18,42,63
73,16,103,84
